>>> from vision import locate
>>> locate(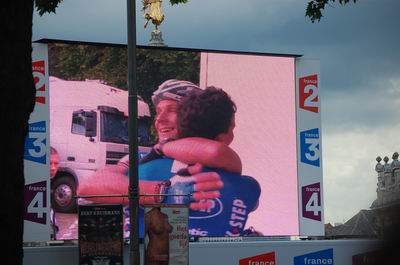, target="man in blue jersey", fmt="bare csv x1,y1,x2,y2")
79,79,261,237
141,84,261,237
78,80,223,210
77,80,225,238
